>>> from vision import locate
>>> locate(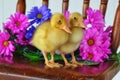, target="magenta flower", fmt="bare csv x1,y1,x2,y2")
0,56,14,64
0,31,15,57
80,49,104,62
80,28,103,50
79,8,112,63
84,8,105,31
15,31,30,45
64,11,70,21
80,27,111,63
100,31,112,59
6,11,29,33
3,21,11,31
